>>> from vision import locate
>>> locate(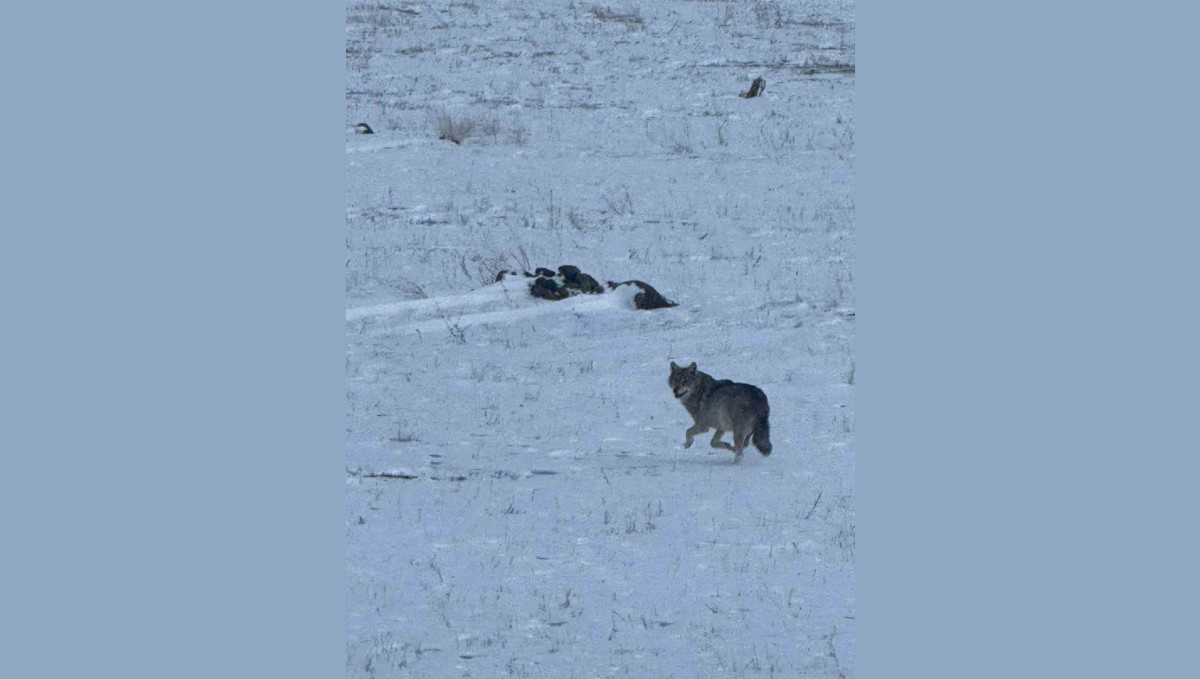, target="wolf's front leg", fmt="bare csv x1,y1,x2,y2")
684,423,708,448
